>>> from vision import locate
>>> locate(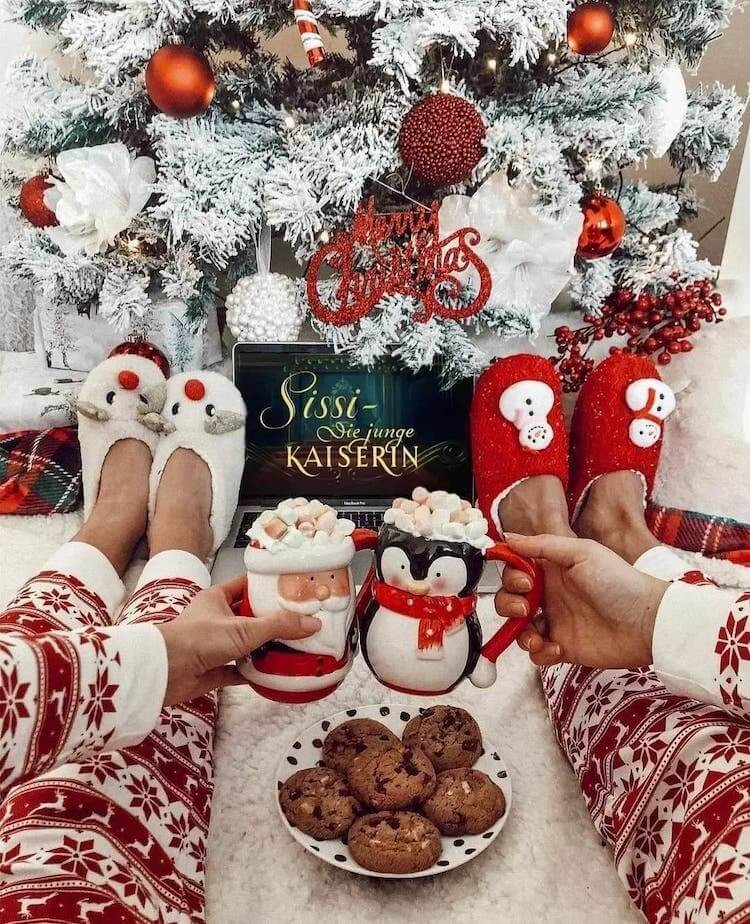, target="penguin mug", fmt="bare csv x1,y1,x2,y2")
356,491,543,697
